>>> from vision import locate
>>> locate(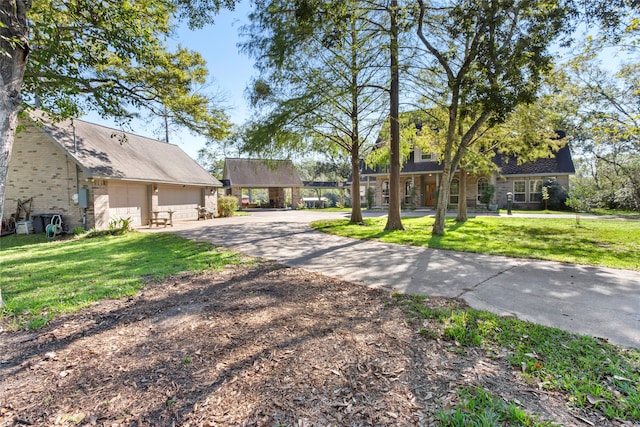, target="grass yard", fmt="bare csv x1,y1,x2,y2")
0,232,247,329
0,228,638,424
311,216,640,270
396,293,640,422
